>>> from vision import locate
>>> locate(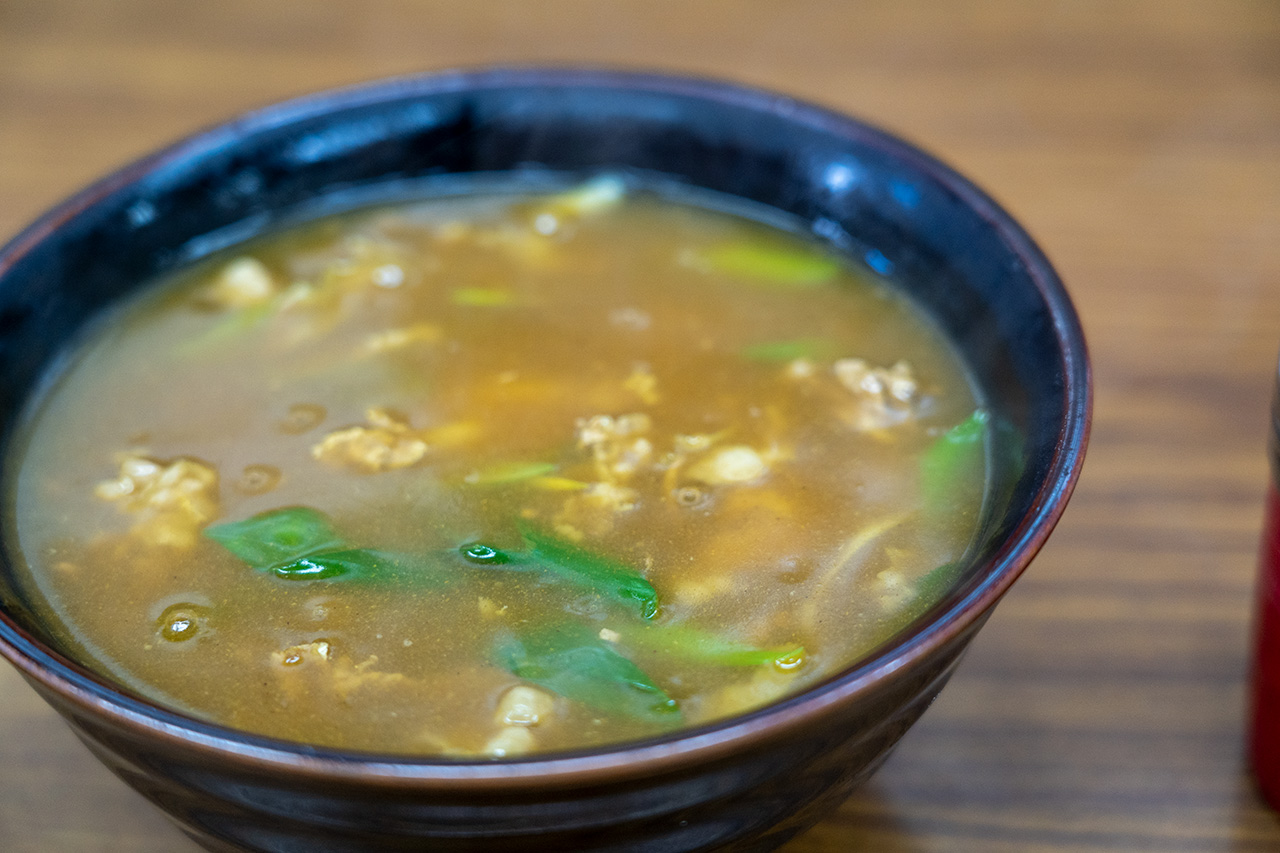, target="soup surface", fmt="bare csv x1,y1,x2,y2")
7,178,988,756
